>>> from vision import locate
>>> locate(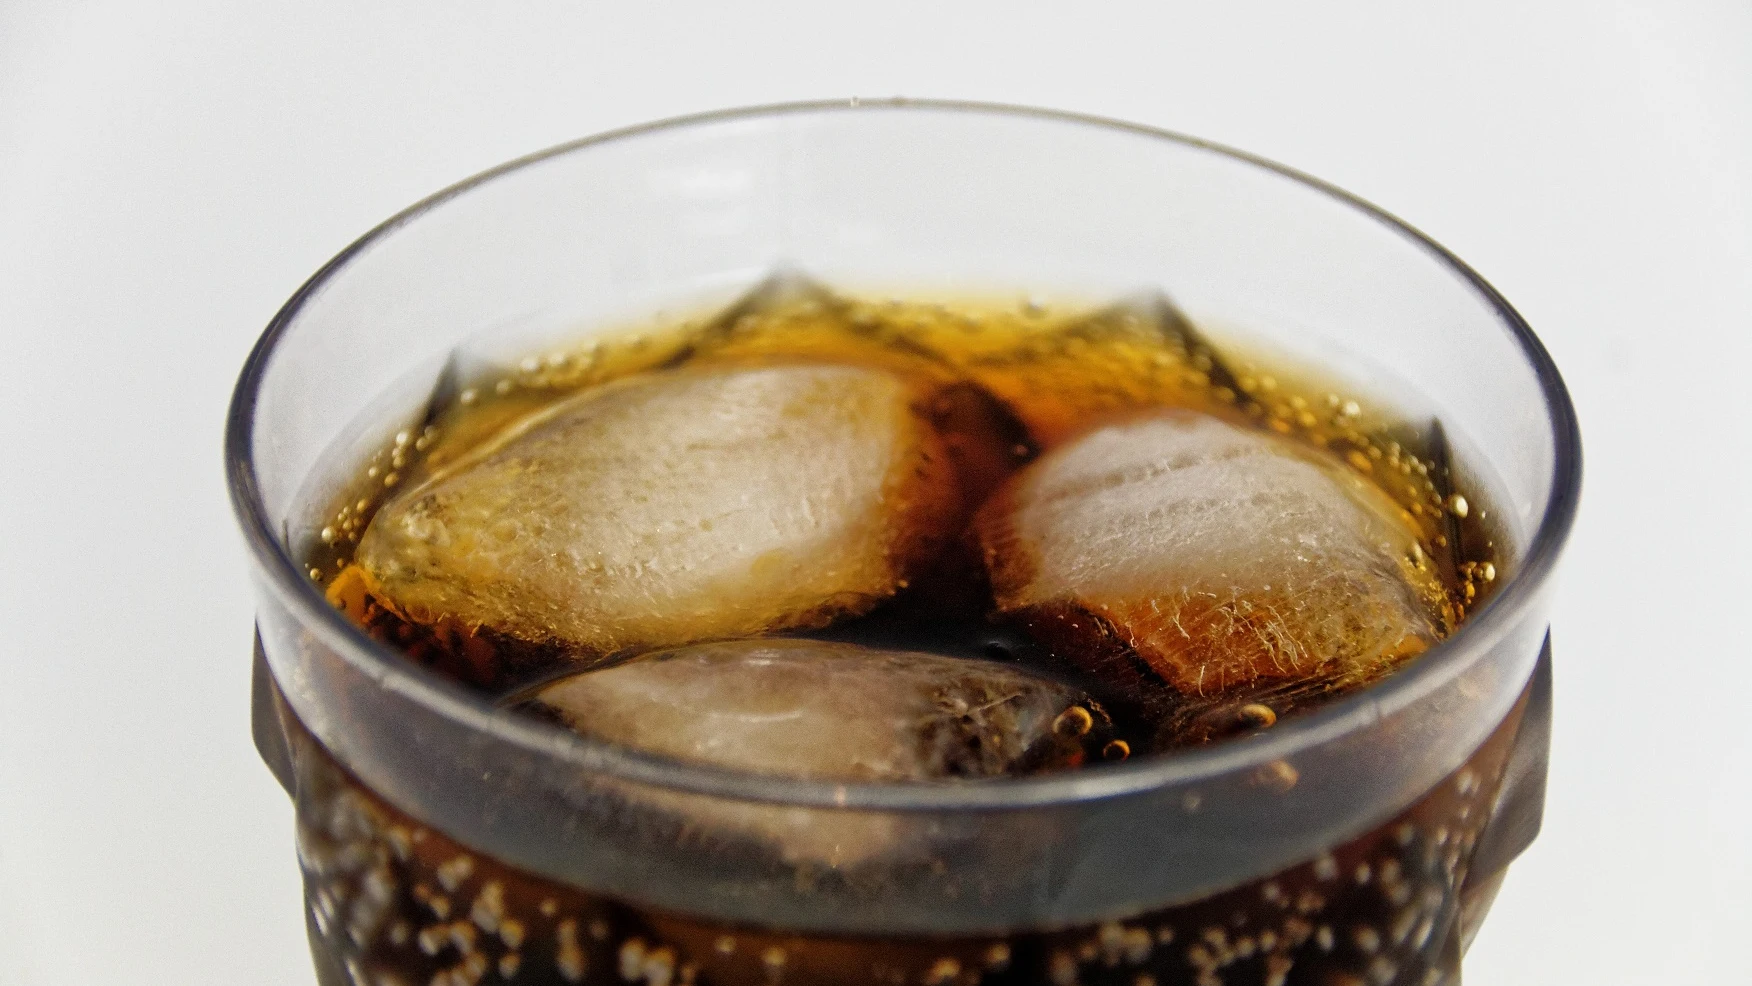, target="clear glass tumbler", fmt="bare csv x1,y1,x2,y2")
228,100,1580,986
